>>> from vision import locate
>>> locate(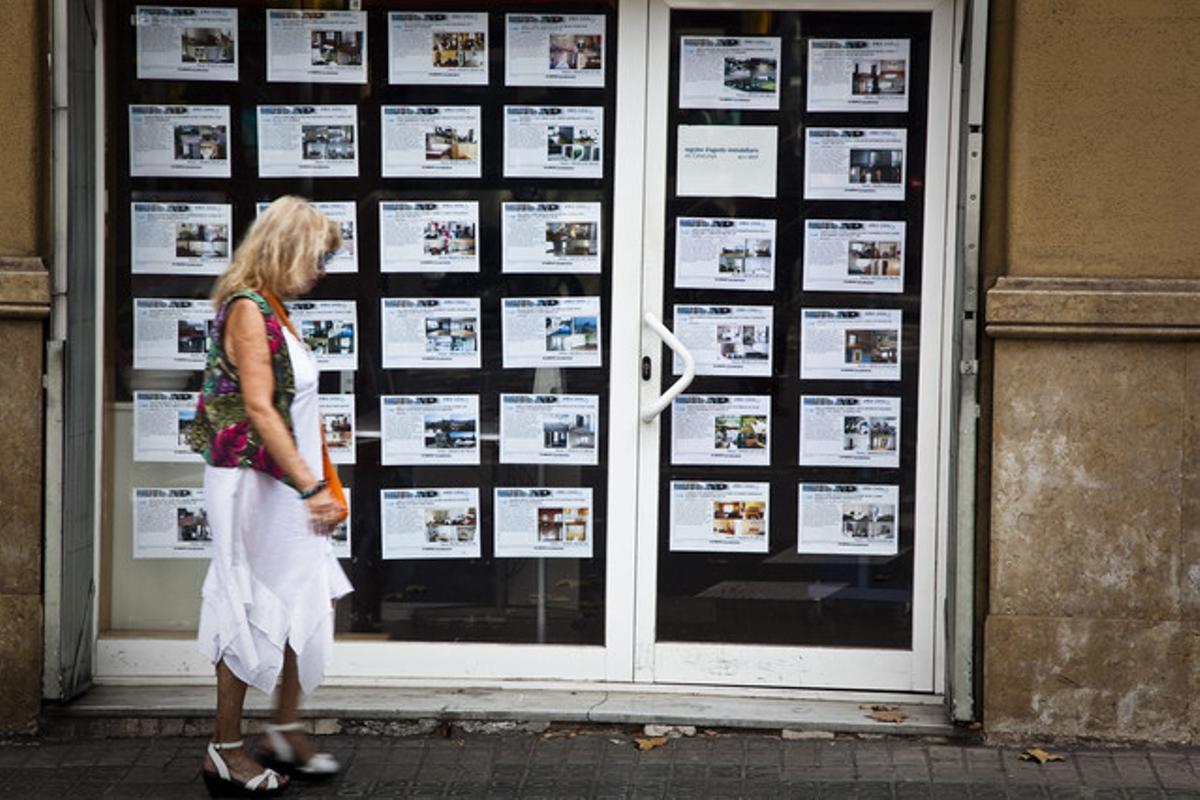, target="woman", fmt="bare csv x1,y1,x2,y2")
190,196,353,797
